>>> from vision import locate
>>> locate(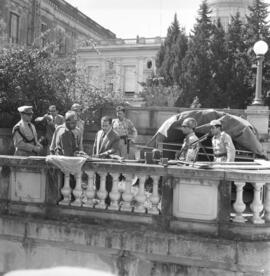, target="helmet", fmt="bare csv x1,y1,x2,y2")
210,120,222,127
181,118,197,129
